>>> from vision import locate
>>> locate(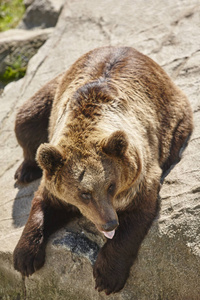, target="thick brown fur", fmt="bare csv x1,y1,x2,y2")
13,47,193,294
